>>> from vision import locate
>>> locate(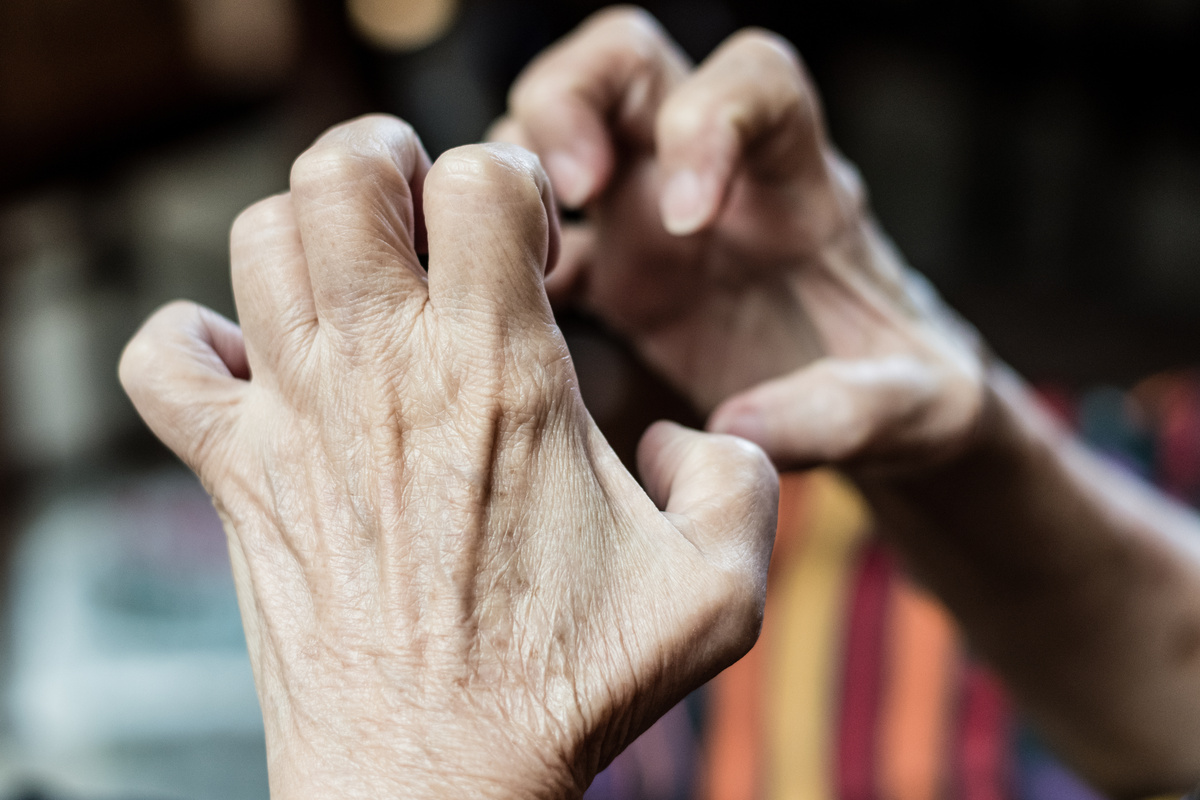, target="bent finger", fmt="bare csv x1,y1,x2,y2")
119,301,249,482
486,115,533,151
289,114,431,338
656,29,829,235
230,193,316,376
424,143,561,332
637,420,778,568
708,357,972,471
507,6,689,207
